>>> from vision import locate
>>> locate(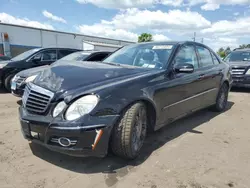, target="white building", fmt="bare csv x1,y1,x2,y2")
0,23,134,57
